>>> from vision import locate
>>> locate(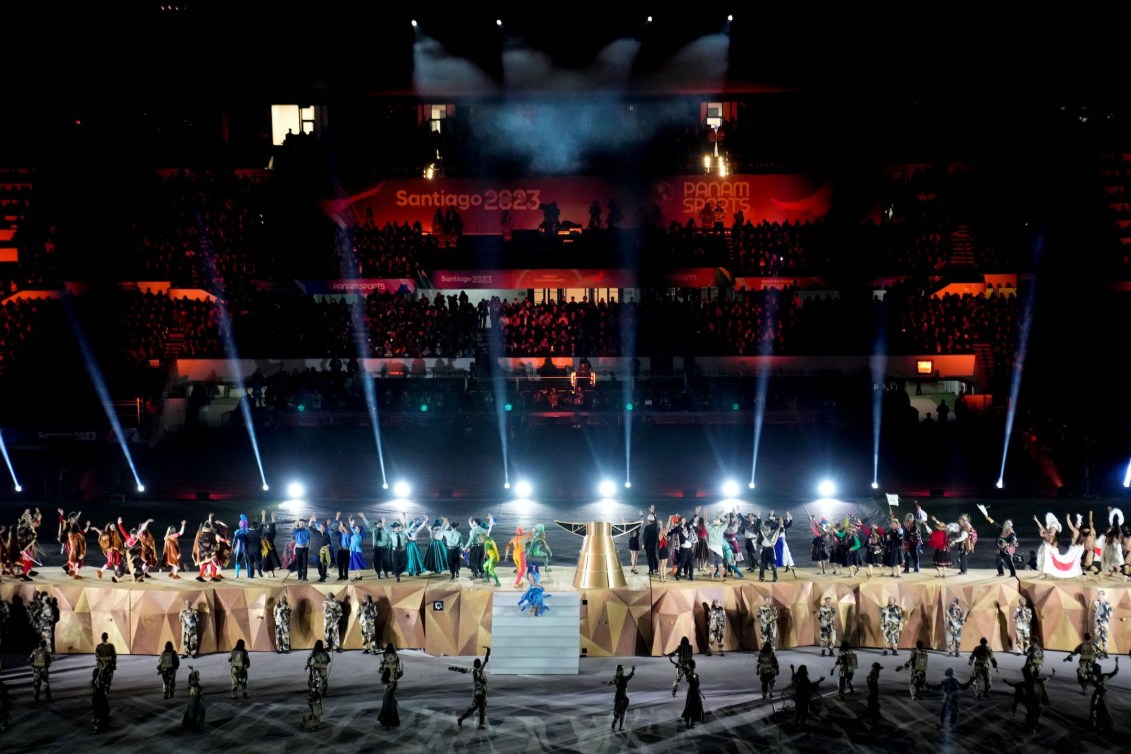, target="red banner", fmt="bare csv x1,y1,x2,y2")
427,269,638,289
324,175,831,235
